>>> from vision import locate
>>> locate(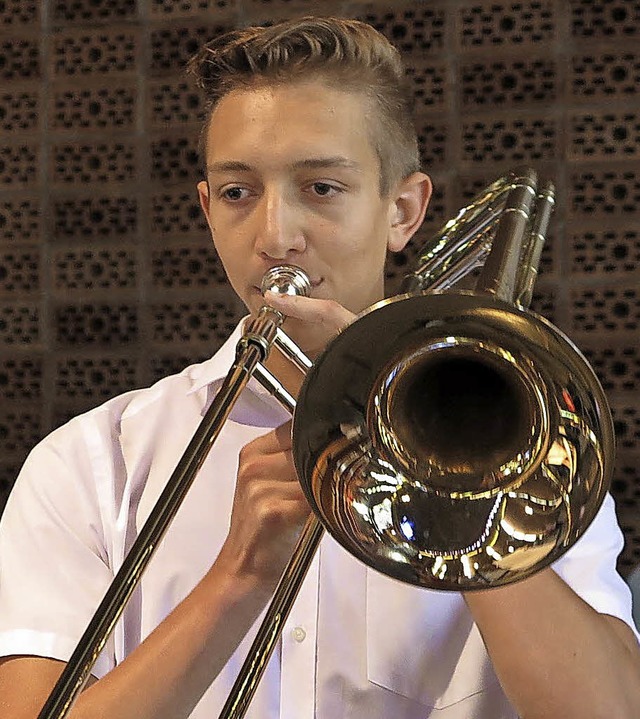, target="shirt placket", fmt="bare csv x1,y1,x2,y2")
279,549,320,719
